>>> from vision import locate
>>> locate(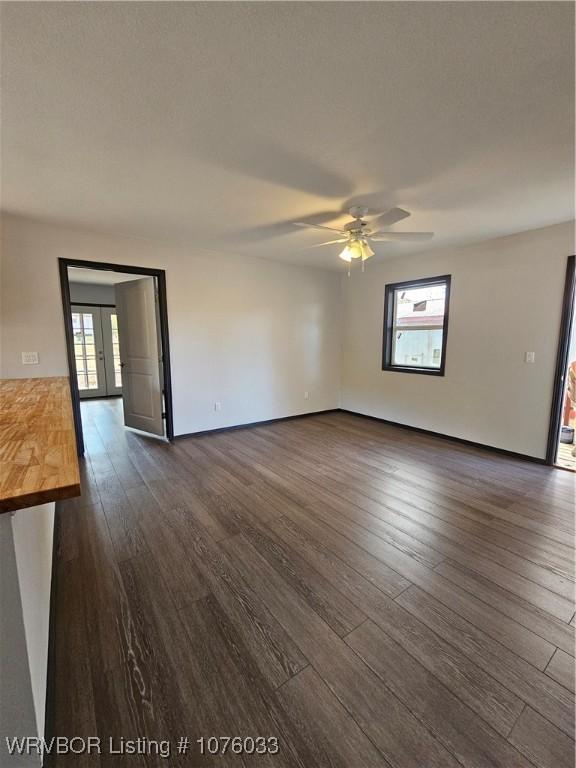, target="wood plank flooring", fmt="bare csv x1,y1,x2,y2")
52,399,576,767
